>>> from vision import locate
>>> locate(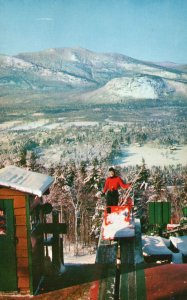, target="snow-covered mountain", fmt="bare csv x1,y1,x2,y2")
0,51,95,91
80,75,176,103
153,61,180,69
0,47,187,102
